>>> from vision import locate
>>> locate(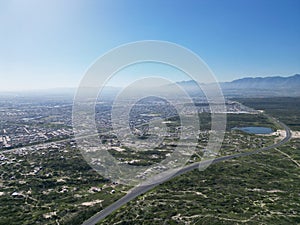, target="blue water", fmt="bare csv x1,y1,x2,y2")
232,126,273,134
